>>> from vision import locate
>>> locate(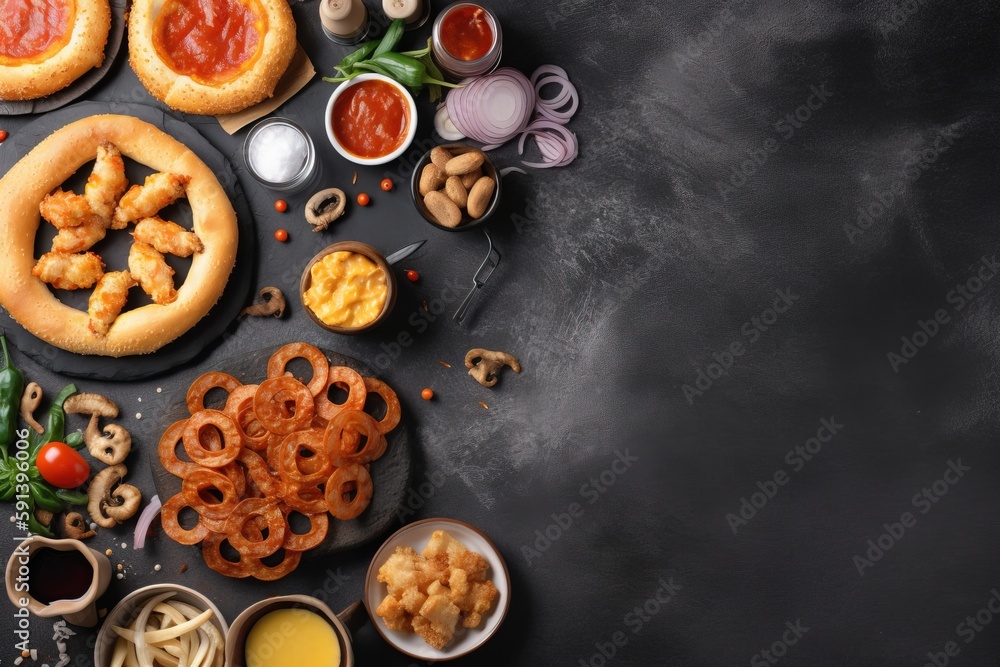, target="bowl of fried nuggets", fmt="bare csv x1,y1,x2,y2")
364,518,509,660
